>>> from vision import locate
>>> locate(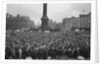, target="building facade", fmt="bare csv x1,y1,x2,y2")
79,13,91,30
63,17,80,31
70,17,80,30
63,13,91,32
63,18,71,31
